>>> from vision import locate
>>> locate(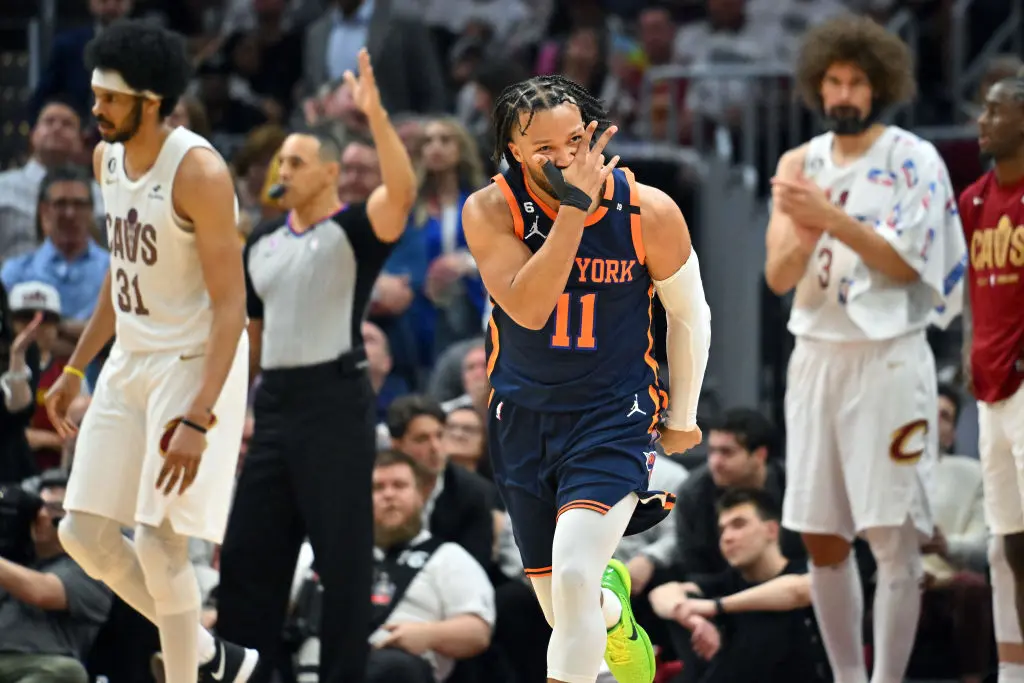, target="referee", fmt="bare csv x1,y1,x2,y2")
215,50,416,683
